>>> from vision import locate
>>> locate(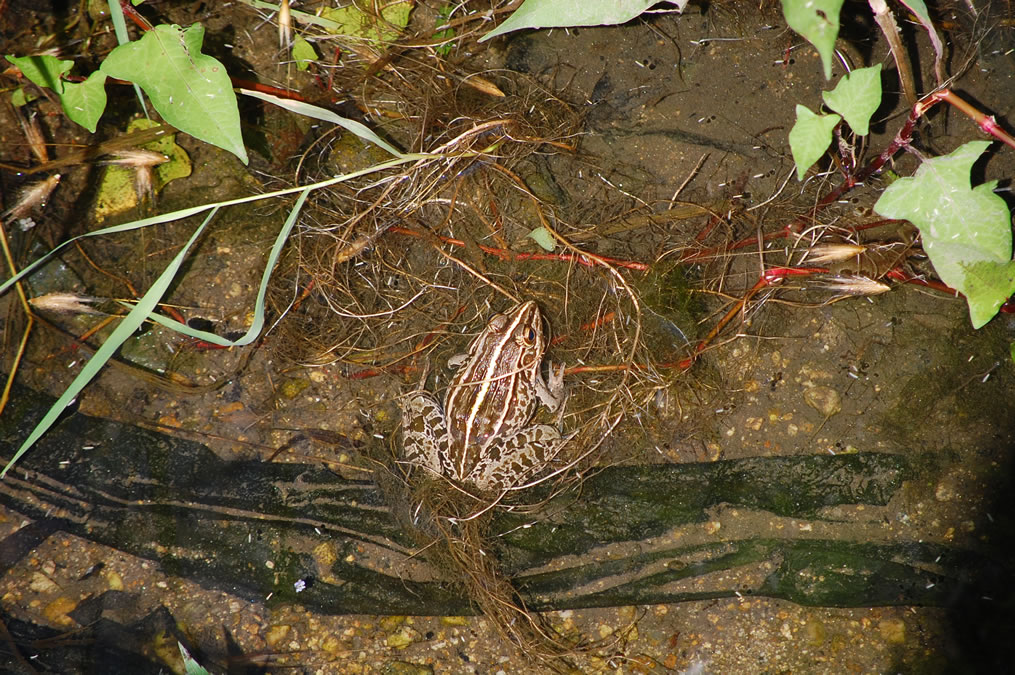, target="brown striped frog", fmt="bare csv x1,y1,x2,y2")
401,301,564,491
